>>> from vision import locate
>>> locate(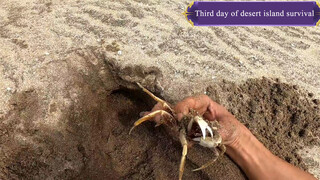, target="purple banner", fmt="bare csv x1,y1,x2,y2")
182,1,320,26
